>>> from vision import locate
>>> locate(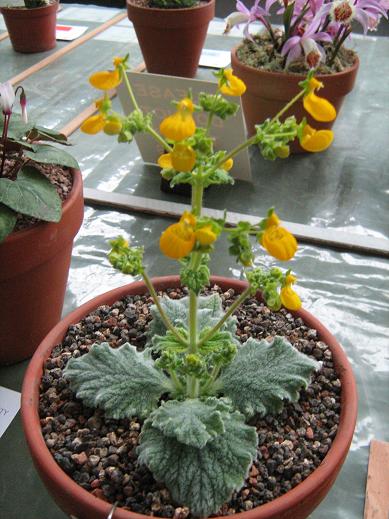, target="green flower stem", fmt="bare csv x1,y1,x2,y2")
197,286,252,348
169,369,184,393
269,89,305,124
121,64,172,153
201,363,221,394
191,182,204,217
212,134,258,173
141,270,188,347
